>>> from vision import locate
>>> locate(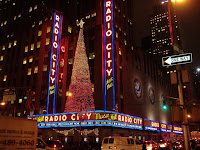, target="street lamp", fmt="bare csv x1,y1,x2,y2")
0,101,5,106
0,101,16,117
